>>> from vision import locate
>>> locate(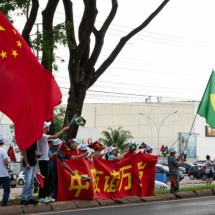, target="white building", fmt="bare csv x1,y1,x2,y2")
1,101,214,162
